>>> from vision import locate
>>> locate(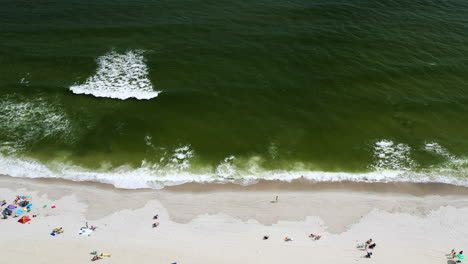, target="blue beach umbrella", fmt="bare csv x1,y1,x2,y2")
457,254,465,260
7,205,16,210
16,209,24,215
